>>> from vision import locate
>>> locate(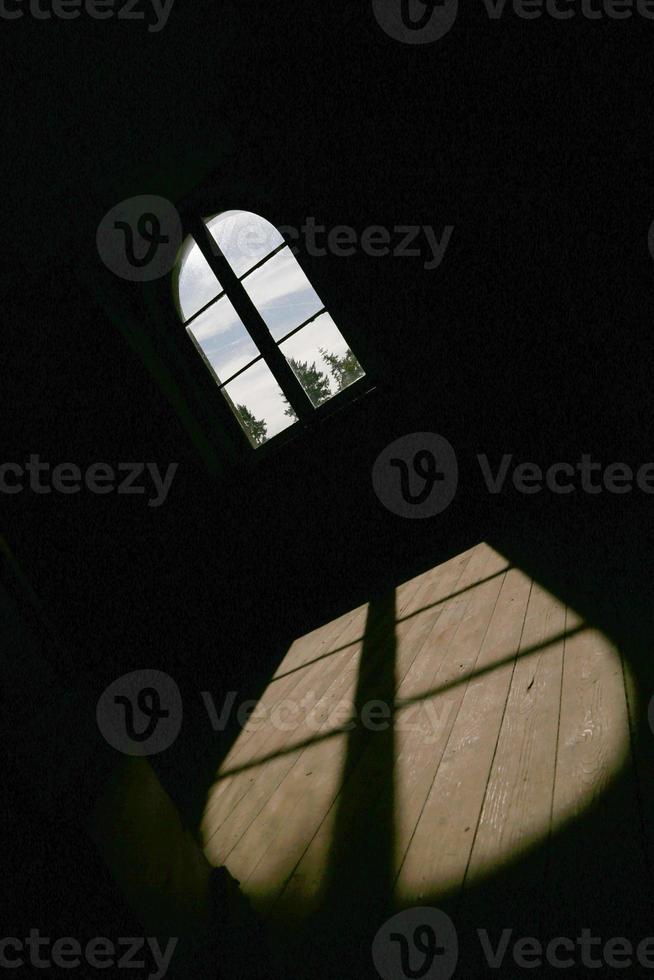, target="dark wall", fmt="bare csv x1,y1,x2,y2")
5,0,654,796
